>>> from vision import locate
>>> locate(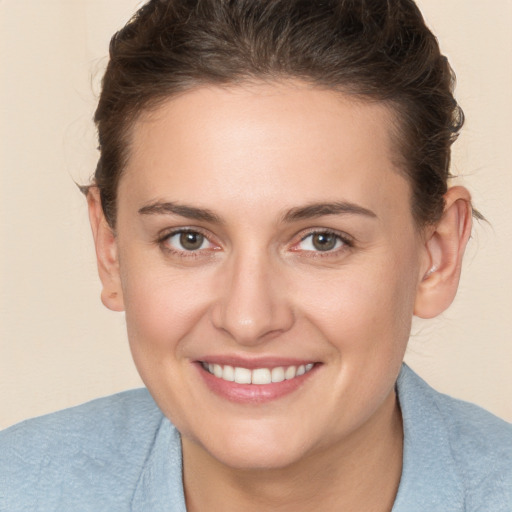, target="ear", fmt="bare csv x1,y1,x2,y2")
87,187,125,312
414,186,473,319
